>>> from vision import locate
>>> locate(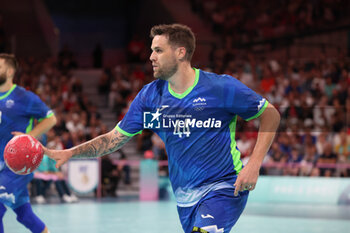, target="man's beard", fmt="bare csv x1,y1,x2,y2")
154,60,178,81
0,73,7,86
